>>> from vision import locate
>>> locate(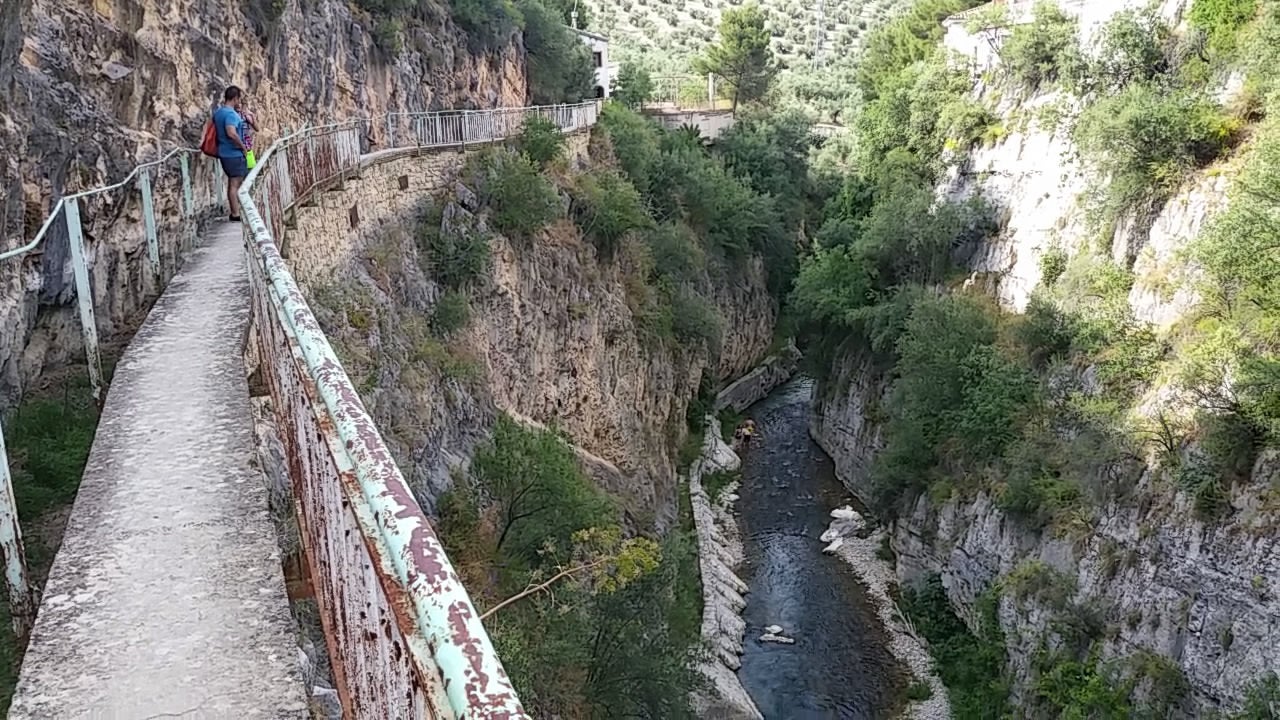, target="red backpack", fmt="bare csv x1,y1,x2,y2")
200,116,218,157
